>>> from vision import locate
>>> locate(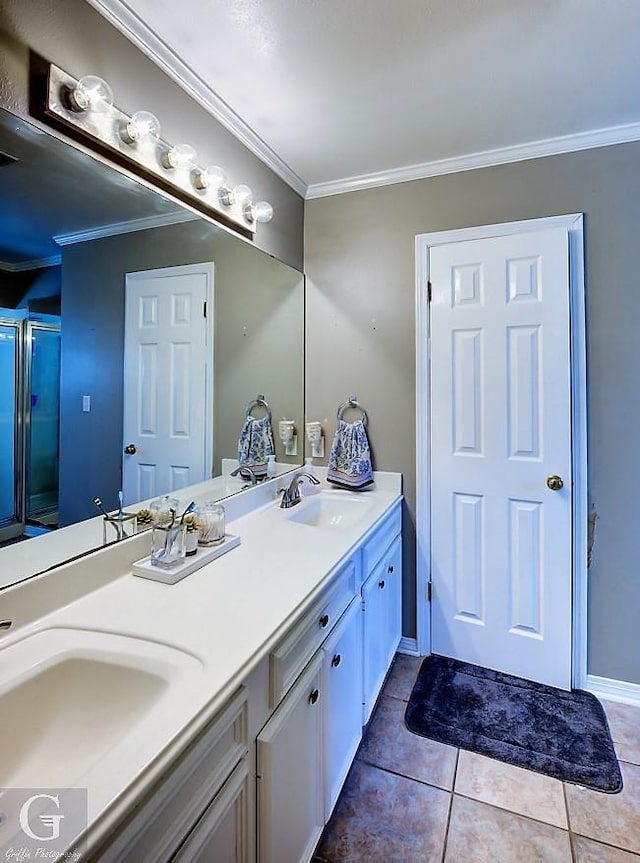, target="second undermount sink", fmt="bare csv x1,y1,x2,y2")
0,627,202,790
286,491,375,528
